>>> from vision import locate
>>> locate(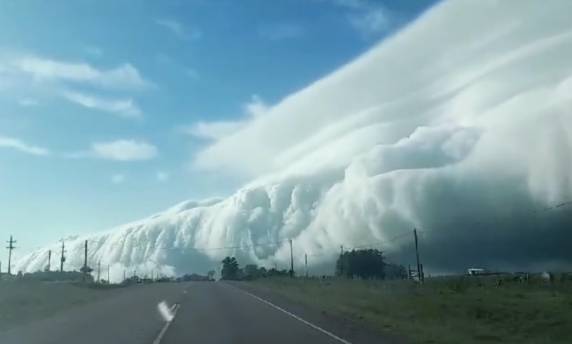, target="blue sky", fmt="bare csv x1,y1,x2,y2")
0,0,436,252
